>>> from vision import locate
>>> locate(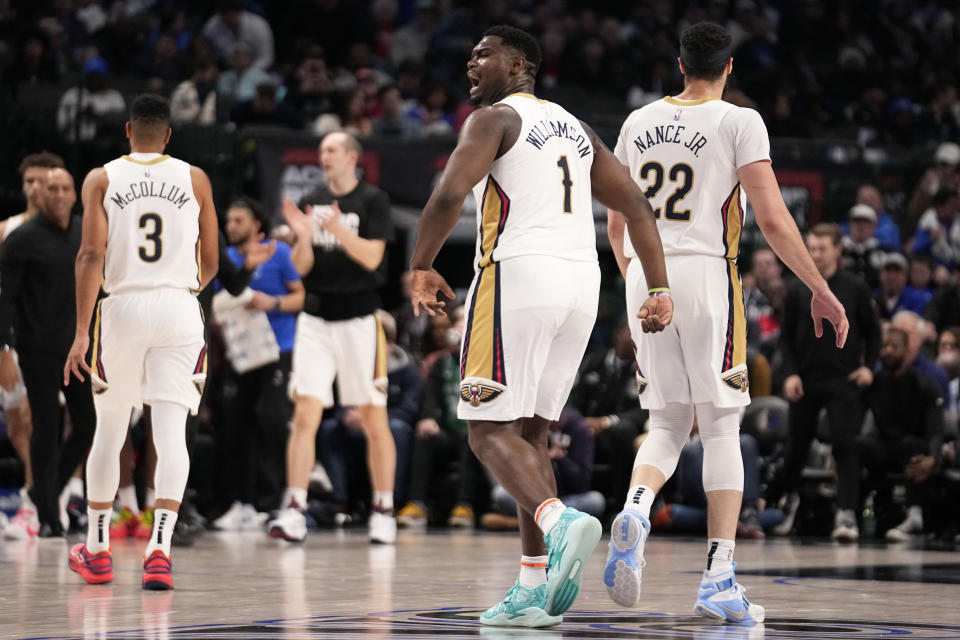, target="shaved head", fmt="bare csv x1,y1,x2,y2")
322,131,362,156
